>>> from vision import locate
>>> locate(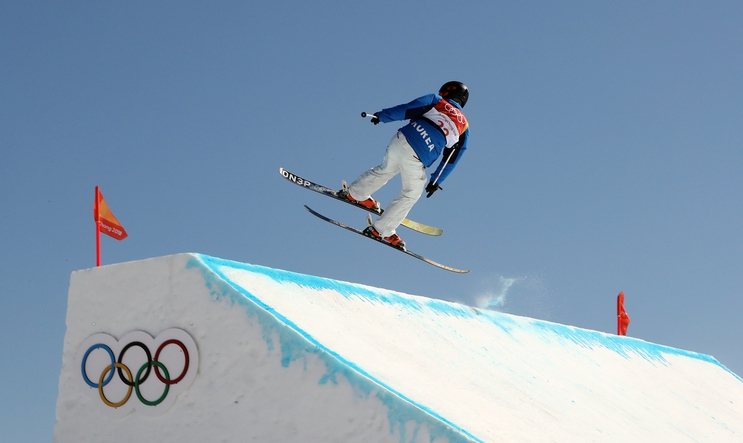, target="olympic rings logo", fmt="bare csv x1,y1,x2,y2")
443,102,466,125
76,329,198,417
